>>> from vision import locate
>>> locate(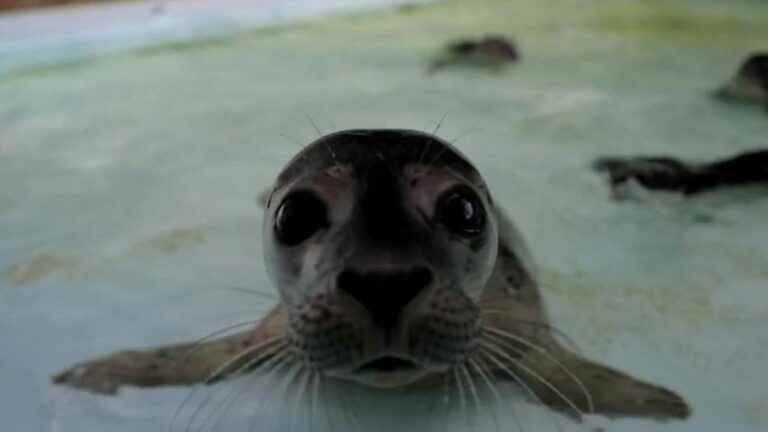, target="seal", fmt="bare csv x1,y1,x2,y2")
429,35,520,73
593,149,768,199
714,53,768,107
53,129,691,422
